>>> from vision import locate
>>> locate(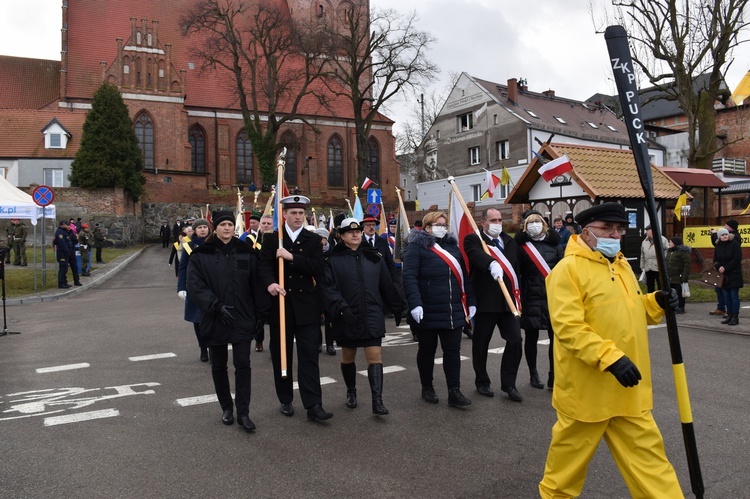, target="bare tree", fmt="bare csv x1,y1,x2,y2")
600,0,750,169
320,4,438,184
182,0,326,184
